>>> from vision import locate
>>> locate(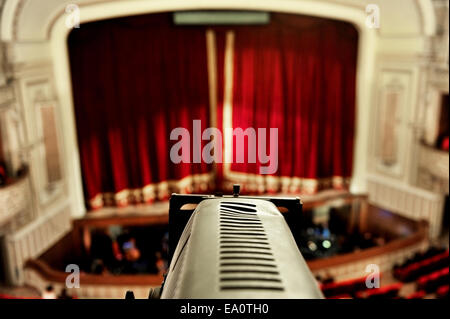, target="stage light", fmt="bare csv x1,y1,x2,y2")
307,241,318,251
322,240,331,249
